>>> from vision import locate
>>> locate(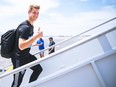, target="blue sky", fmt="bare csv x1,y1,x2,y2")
0,0,116,36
